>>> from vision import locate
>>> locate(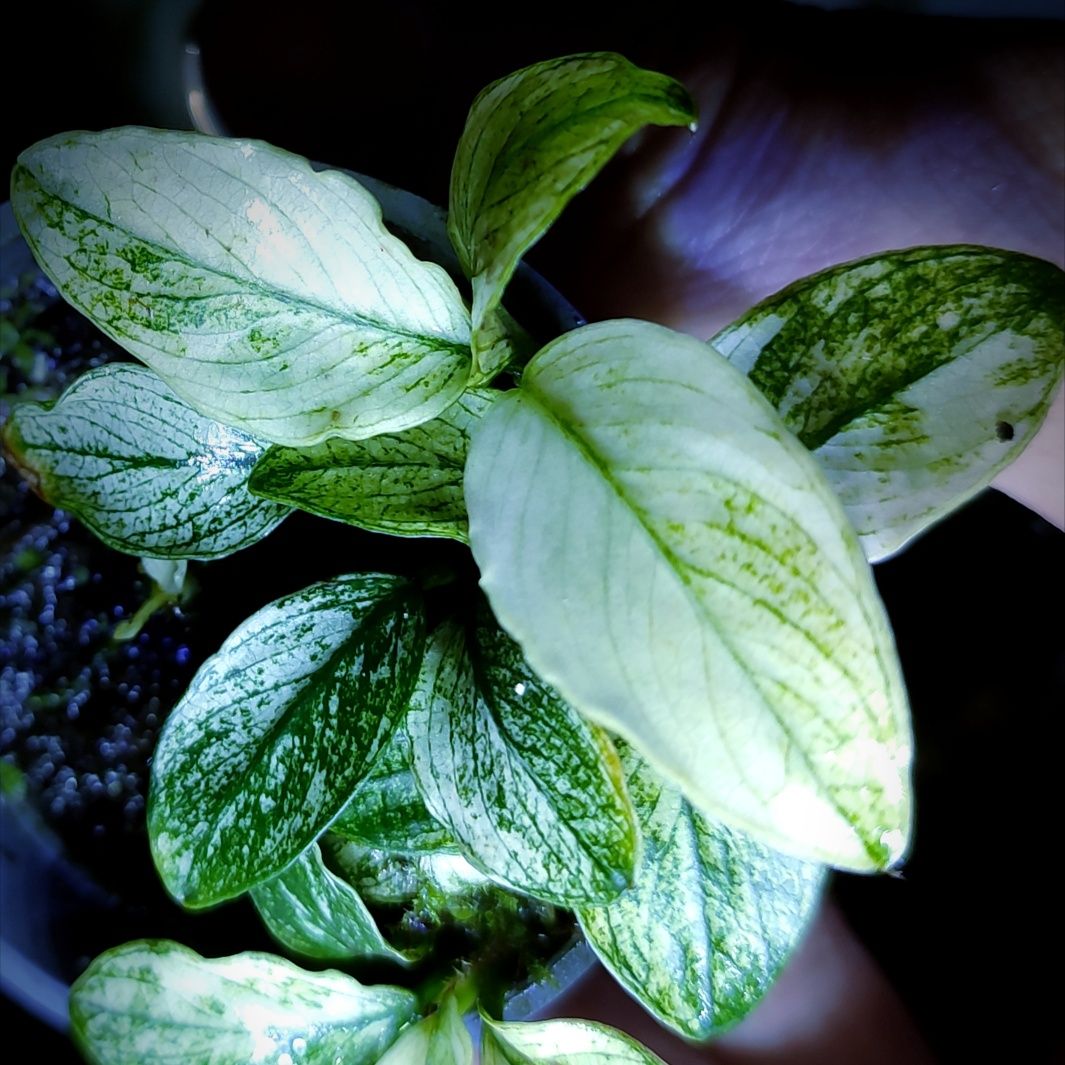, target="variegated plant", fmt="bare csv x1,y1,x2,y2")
4,51,1062,1065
